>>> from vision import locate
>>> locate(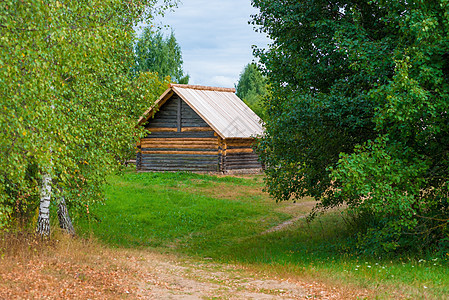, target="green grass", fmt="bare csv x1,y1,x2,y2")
76,171,449,299
77,171,290,249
